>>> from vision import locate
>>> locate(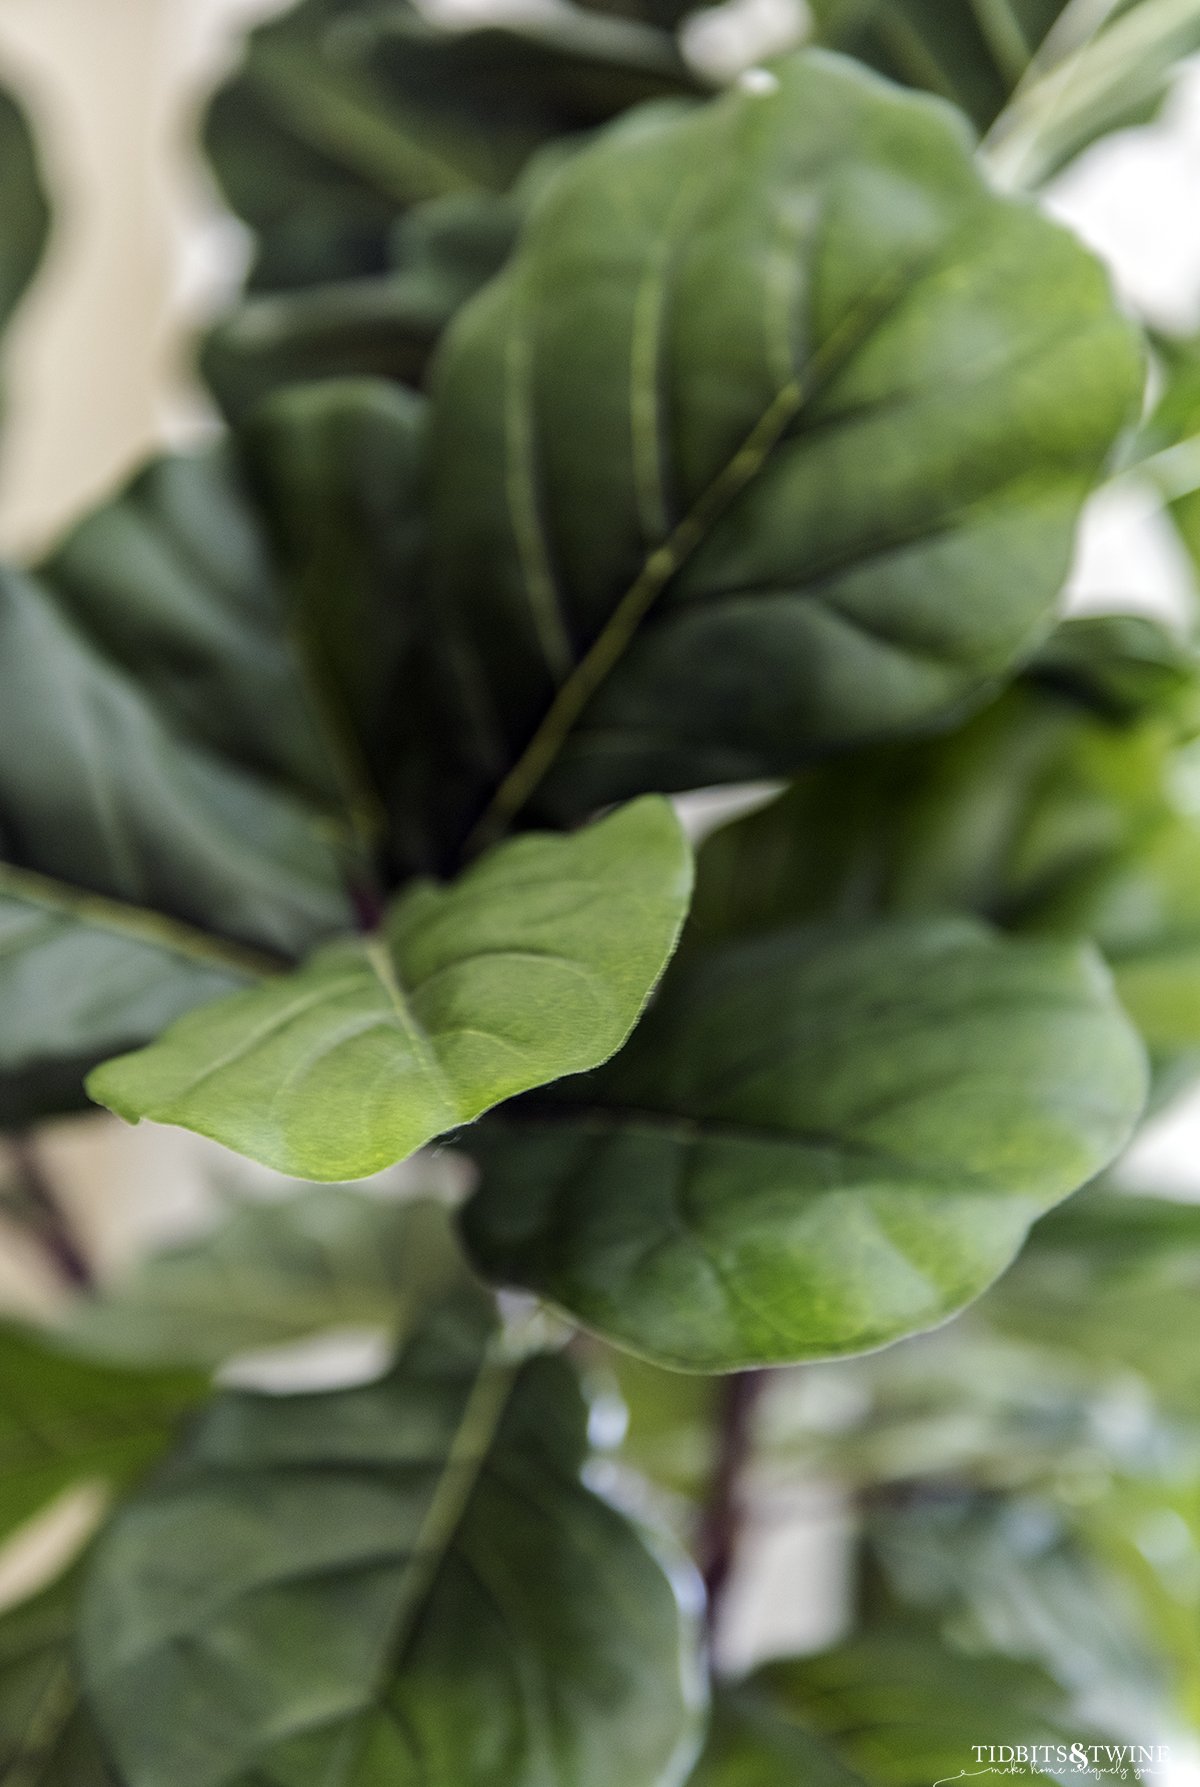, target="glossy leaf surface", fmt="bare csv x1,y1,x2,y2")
463,918,1146,1368
81,1295,704,1787
89,798,693,1179
417,51,1141,860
